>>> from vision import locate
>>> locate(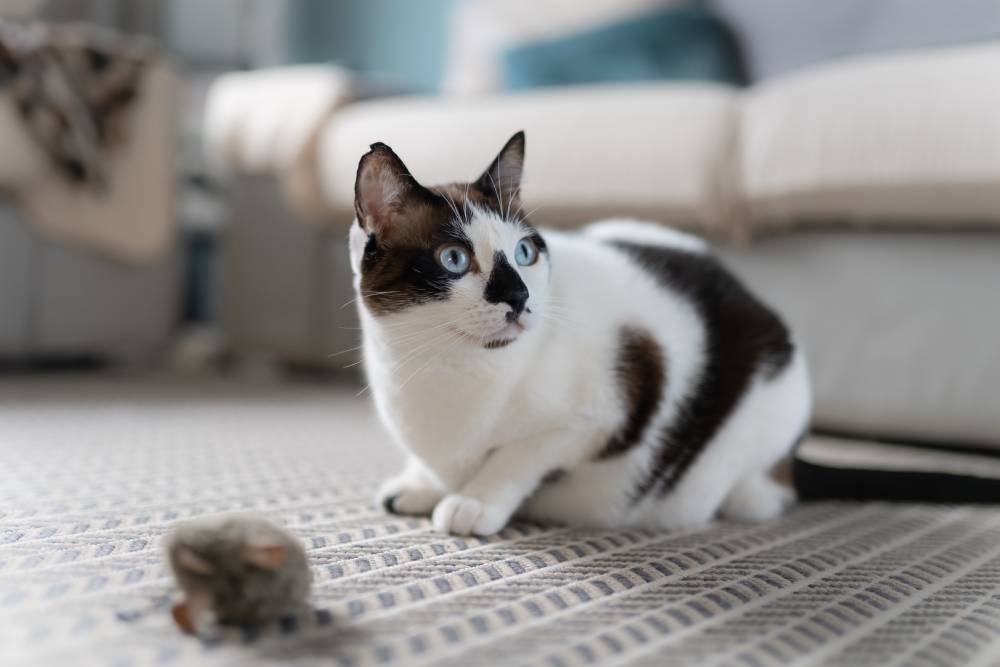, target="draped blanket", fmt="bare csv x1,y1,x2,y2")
0,20,174,262
0,20,152,191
